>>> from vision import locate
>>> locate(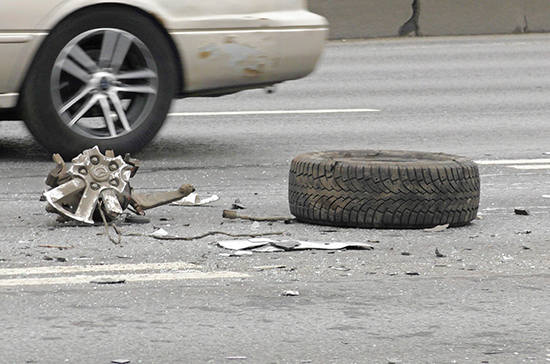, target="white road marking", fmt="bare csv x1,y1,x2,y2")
475,158,550,165
0,272,250,287
0,262,250,287
168,108,380,117
0,262,198,276
508,165,550,170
